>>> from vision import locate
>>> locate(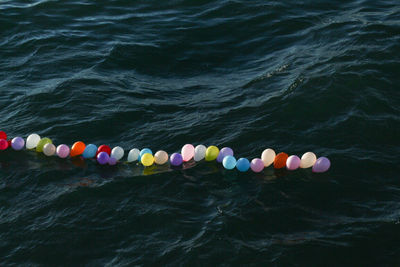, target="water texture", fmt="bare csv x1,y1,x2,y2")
1,0,400,265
